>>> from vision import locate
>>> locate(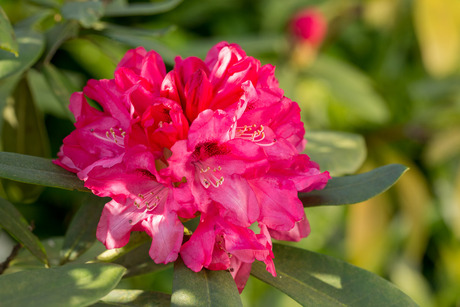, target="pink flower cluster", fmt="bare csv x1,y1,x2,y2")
55,42,330,292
